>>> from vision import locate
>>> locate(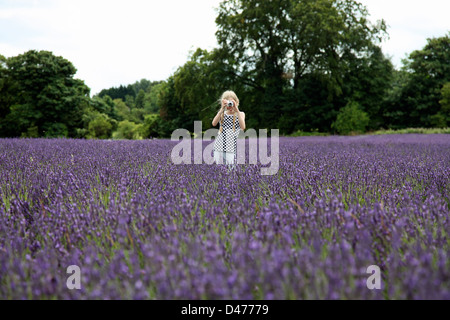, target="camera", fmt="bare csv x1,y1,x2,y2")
227,100,234,107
